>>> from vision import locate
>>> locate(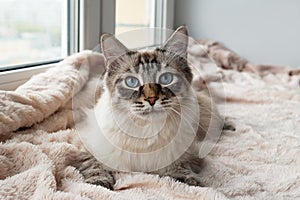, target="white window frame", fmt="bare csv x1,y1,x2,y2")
79,0,115,50
0,0,174,90
154,0,174,29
